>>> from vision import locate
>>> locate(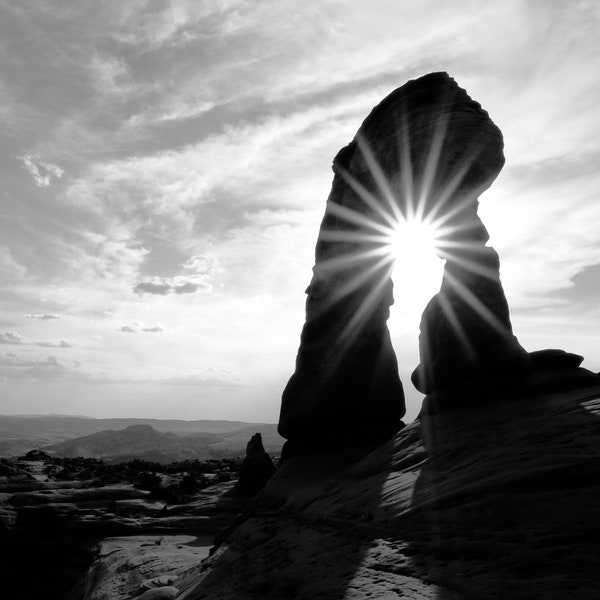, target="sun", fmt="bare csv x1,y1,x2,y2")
385,217,446,334
386,218,441,265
